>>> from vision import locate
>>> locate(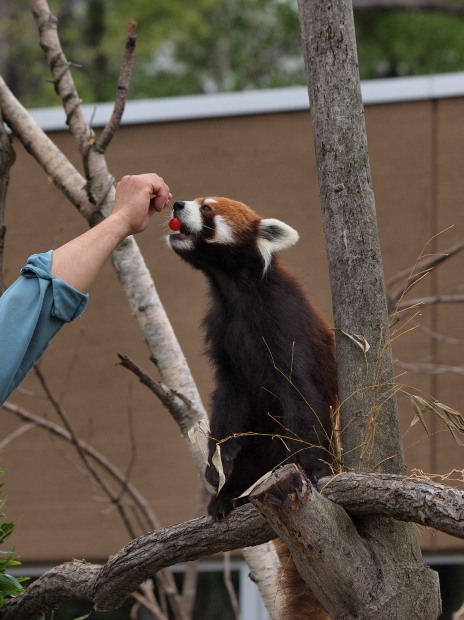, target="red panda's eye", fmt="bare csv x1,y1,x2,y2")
201,204,213,212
